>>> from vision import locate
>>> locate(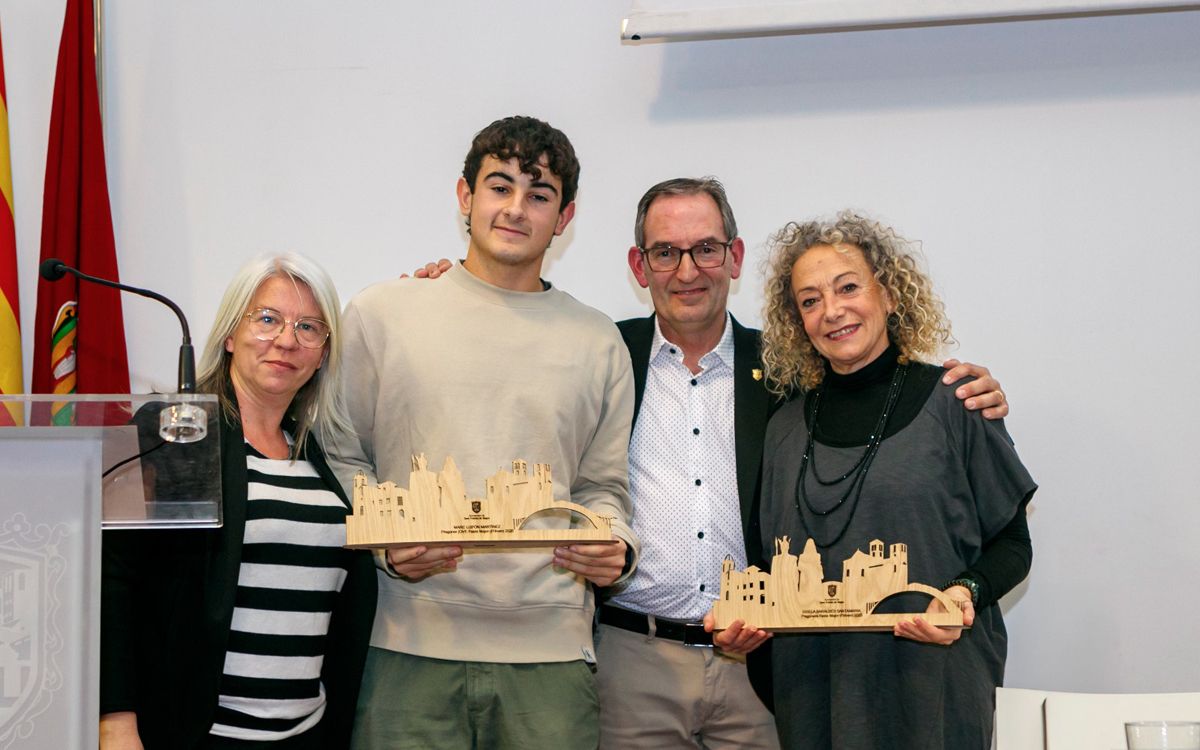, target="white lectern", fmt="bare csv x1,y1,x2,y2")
0,394,220,749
